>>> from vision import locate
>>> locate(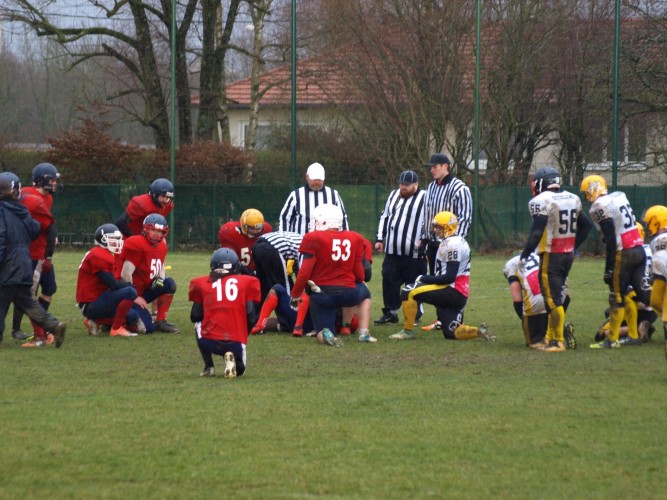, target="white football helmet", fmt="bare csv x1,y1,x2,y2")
312,203,344,231
95,223,124,254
